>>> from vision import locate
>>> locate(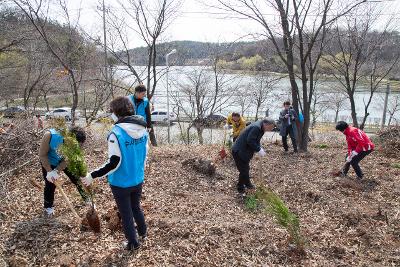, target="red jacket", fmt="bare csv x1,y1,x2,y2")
343,126,375,155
